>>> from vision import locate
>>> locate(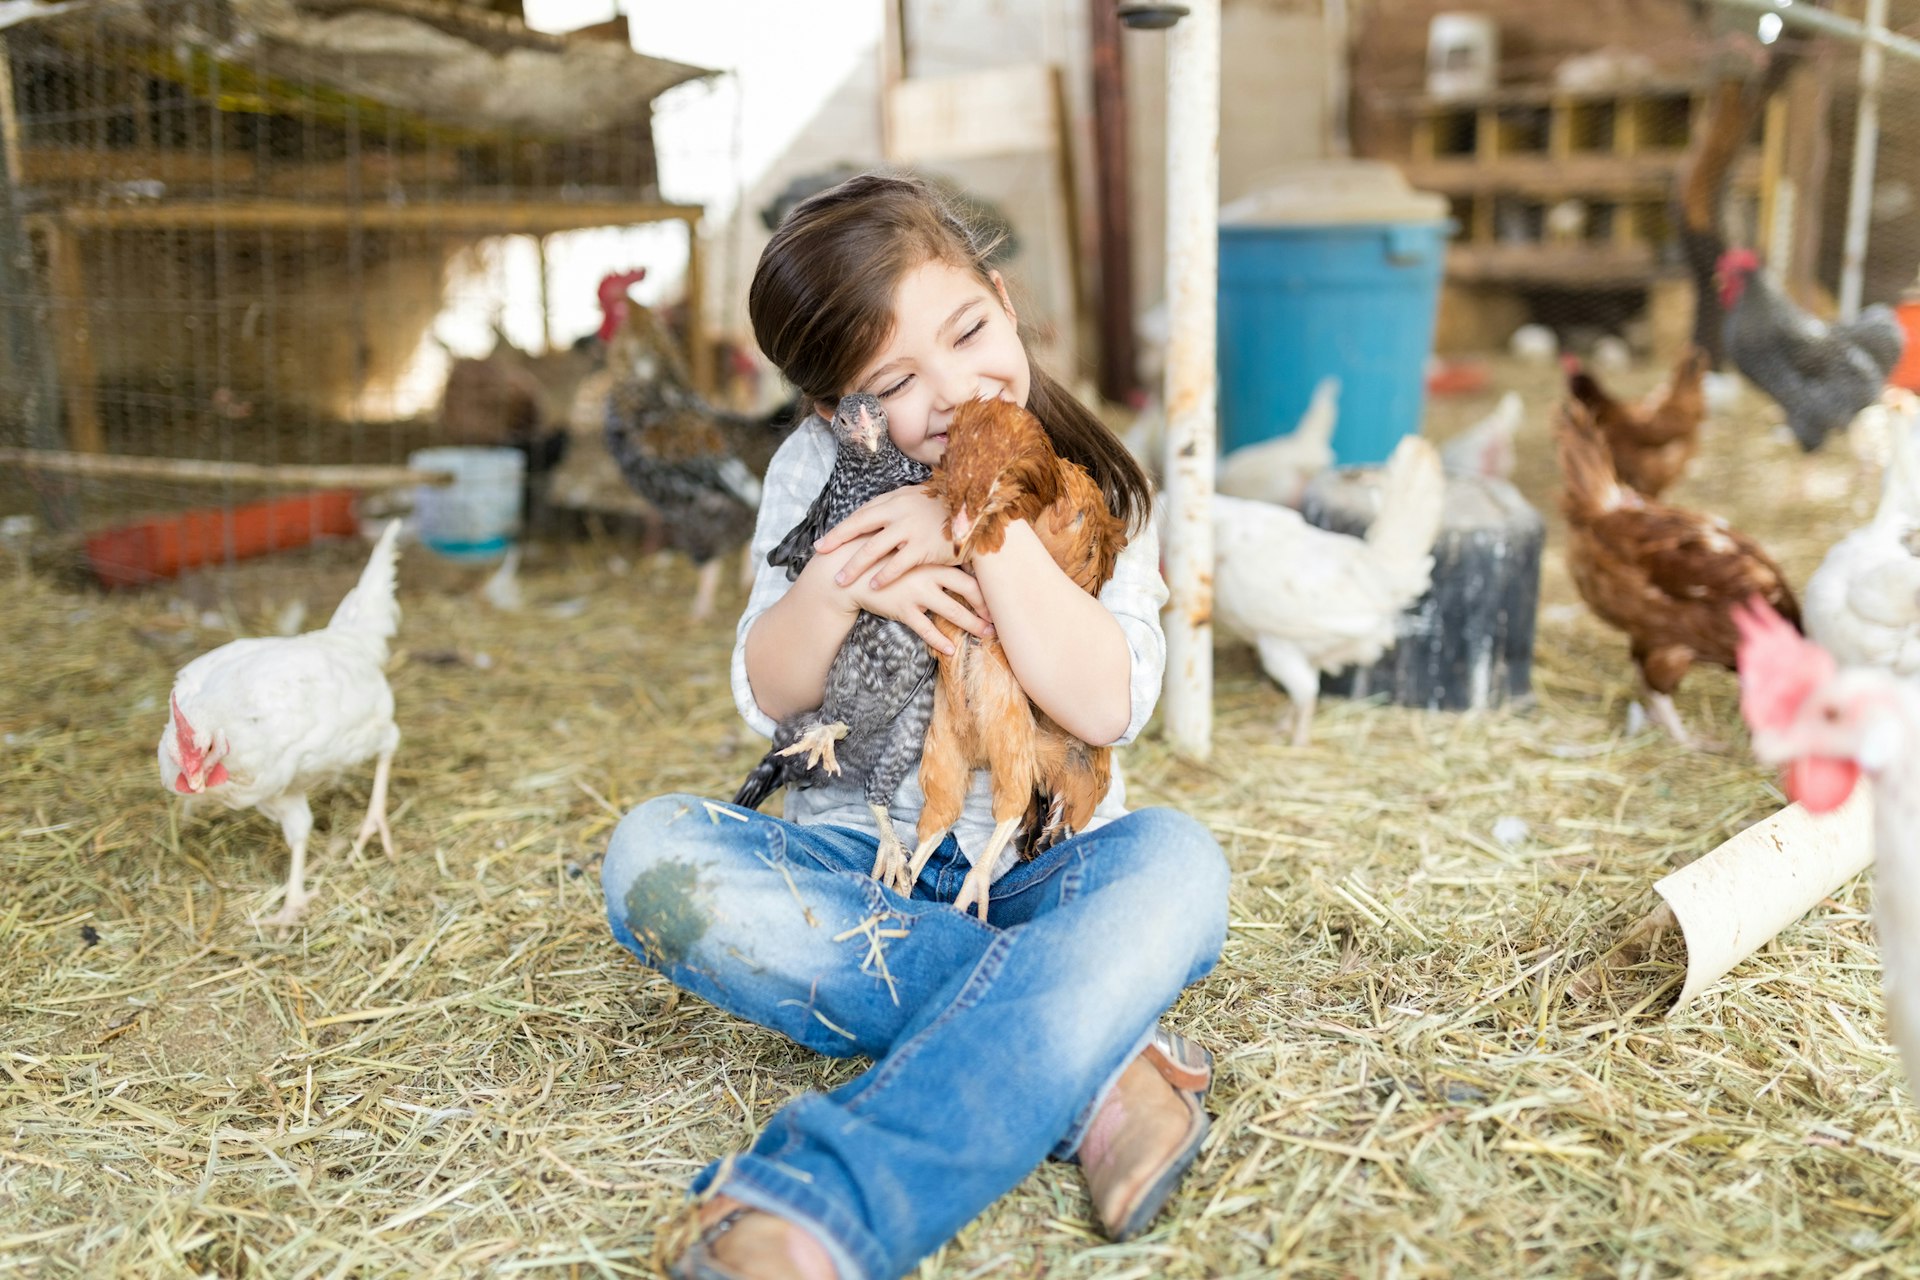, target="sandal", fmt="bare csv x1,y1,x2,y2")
669,1204,752,1280
669,1202,838,1280
1099,1085,1211,1242
1143,1022,1214,1098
